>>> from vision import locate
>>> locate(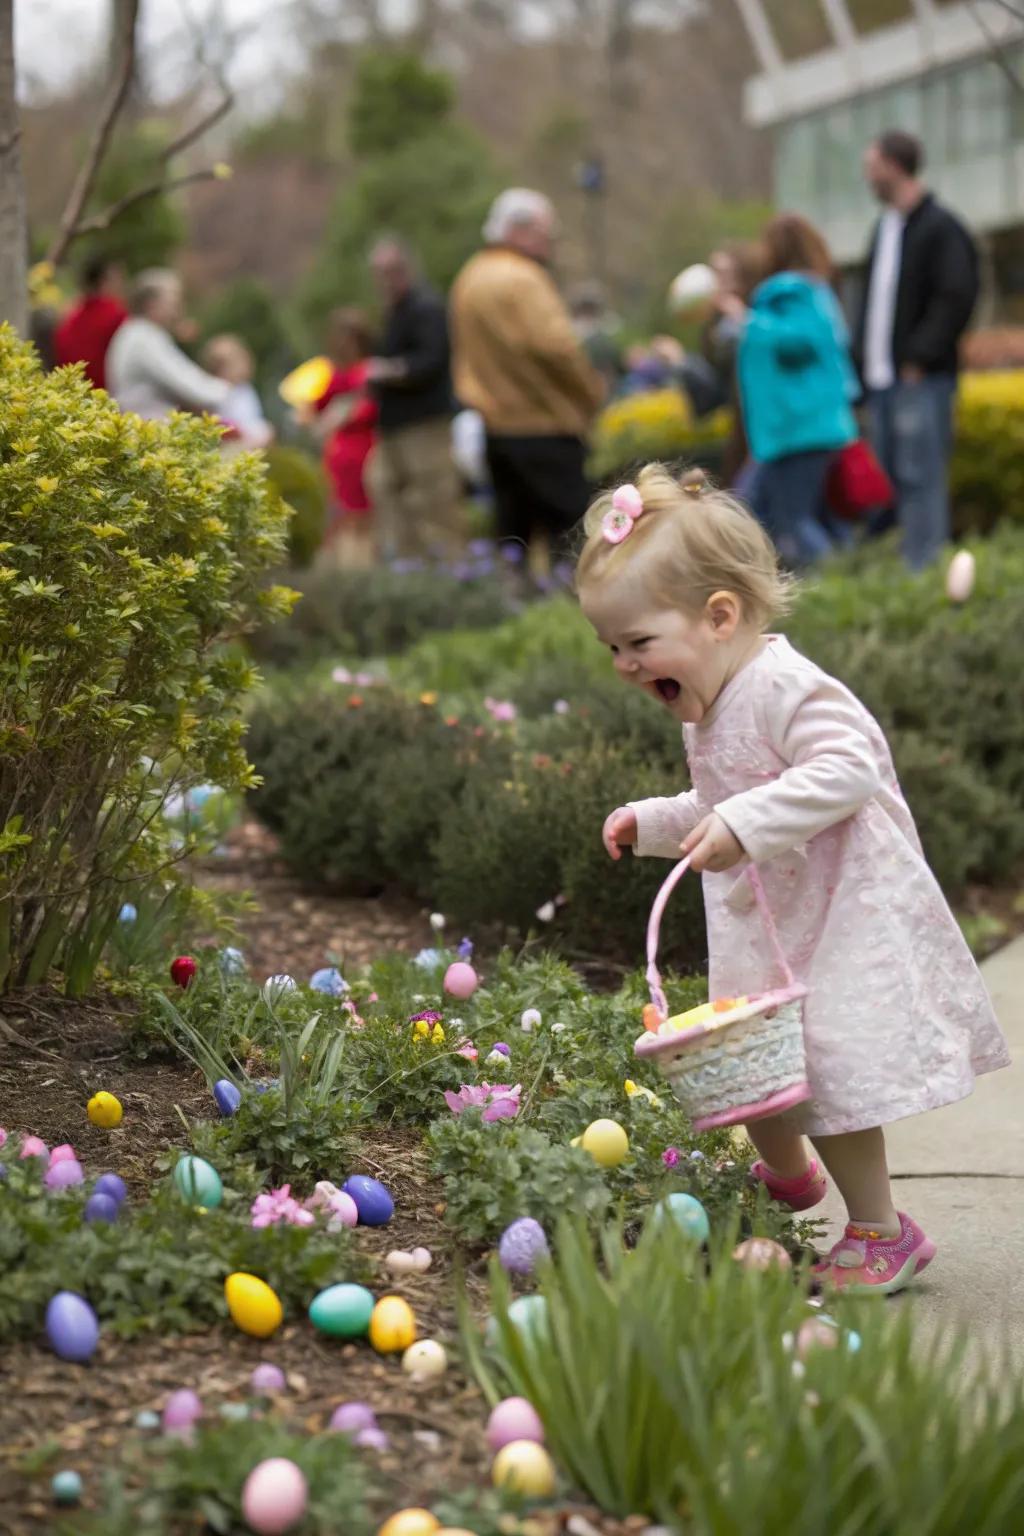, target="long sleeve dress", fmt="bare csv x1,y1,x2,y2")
629,635,1009,1136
